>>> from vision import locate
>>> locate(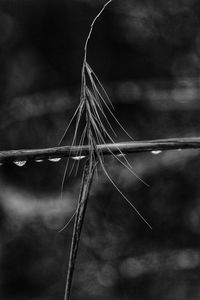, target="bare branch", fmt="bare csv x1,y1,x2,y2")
1,137,200,164
64,158,97,300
